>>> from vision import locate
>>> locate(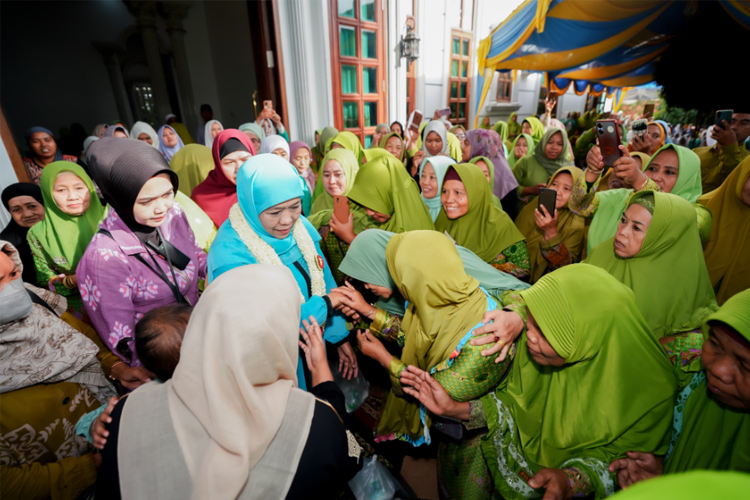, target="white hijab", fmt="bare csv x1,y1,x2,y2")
130,121,160,150
204,119,224,150
260,135,290,156
422,120,450,158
